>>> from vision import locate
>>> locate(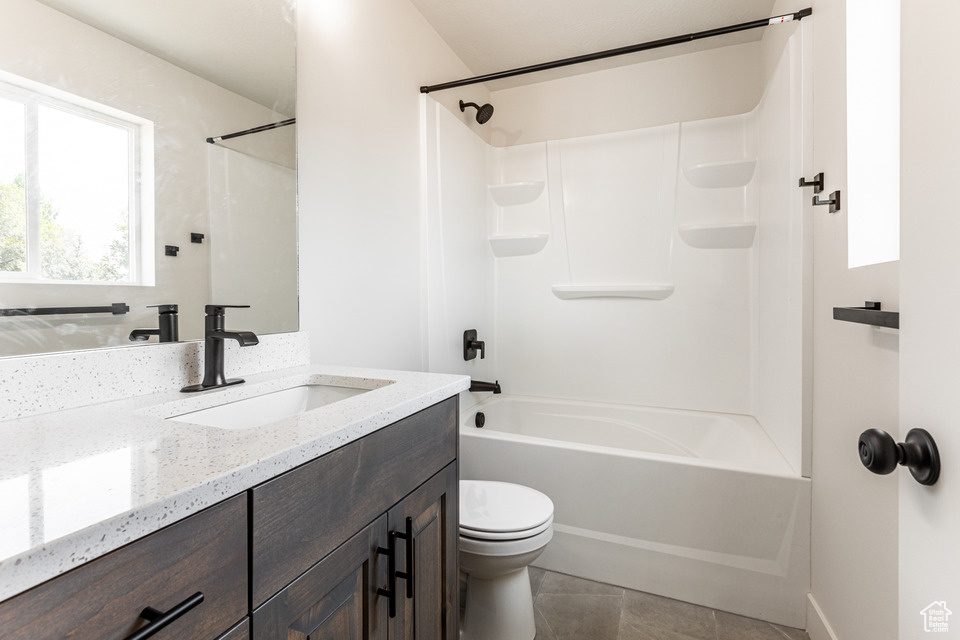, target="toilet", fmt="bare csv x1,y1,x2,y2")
459,480,554,640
